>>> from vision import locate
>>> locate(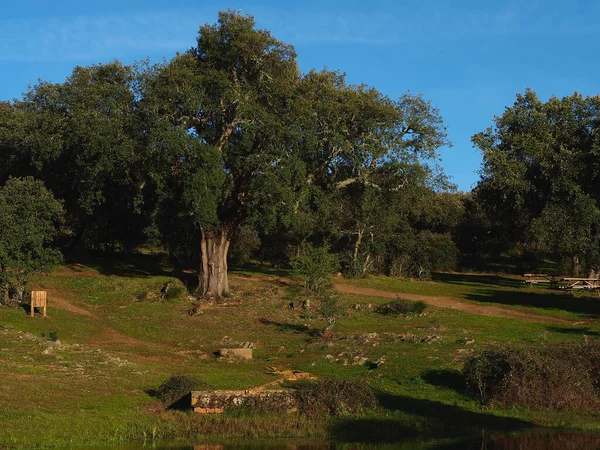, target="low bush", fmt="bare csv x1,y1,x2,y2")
463,342,600,409
156,374,211,407
294,379,378,417
375,297,427,316
165,285,186,300
317,292,345,333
